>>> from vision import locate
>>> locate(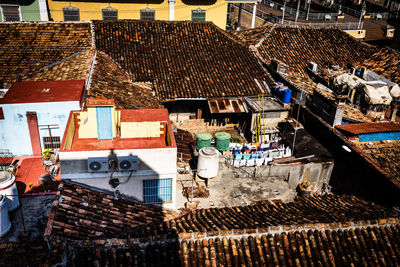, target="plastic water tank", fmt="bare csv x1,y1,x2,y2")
0,171,19,211
282,89,292,104
196,132,212,151
197,147,219,179
0,195,11,237
215,132,231,151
